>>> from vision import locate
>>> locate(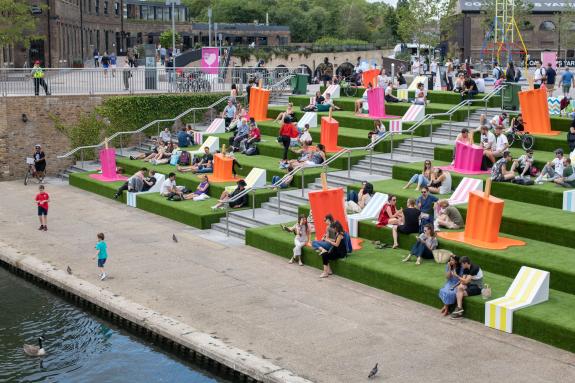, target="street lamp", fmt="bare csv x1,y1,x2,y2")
166,0,181,56
208,7,212,47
